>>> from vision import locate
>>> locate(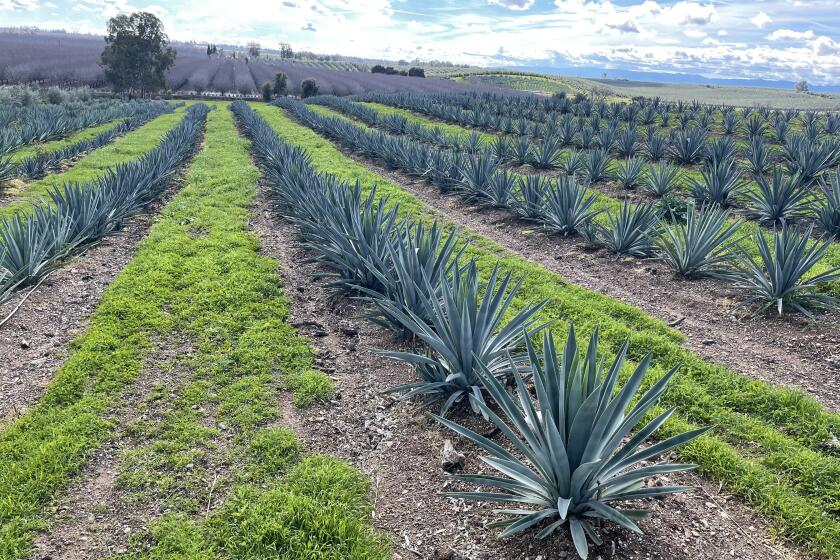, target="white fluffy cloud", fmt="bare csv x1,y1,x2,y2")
488,0,535,10
767,28,815,41
751,11,772,28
